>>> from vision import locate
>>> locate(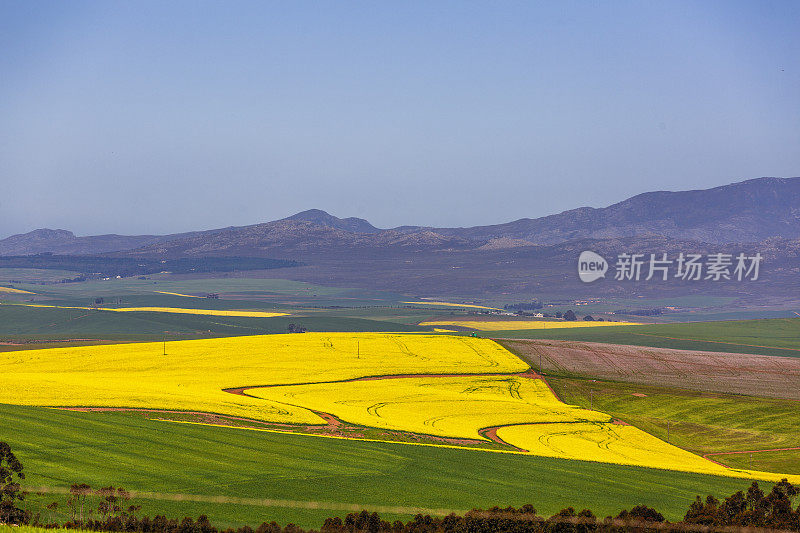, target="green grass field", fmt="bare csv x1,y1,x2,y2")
2,276,406,308
0,527,82,533
491,318,800,358
0,275,455,346
0,304,430,350
0,268,82,283
2,276,797,528
2,404,764,529
545,376,800,475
